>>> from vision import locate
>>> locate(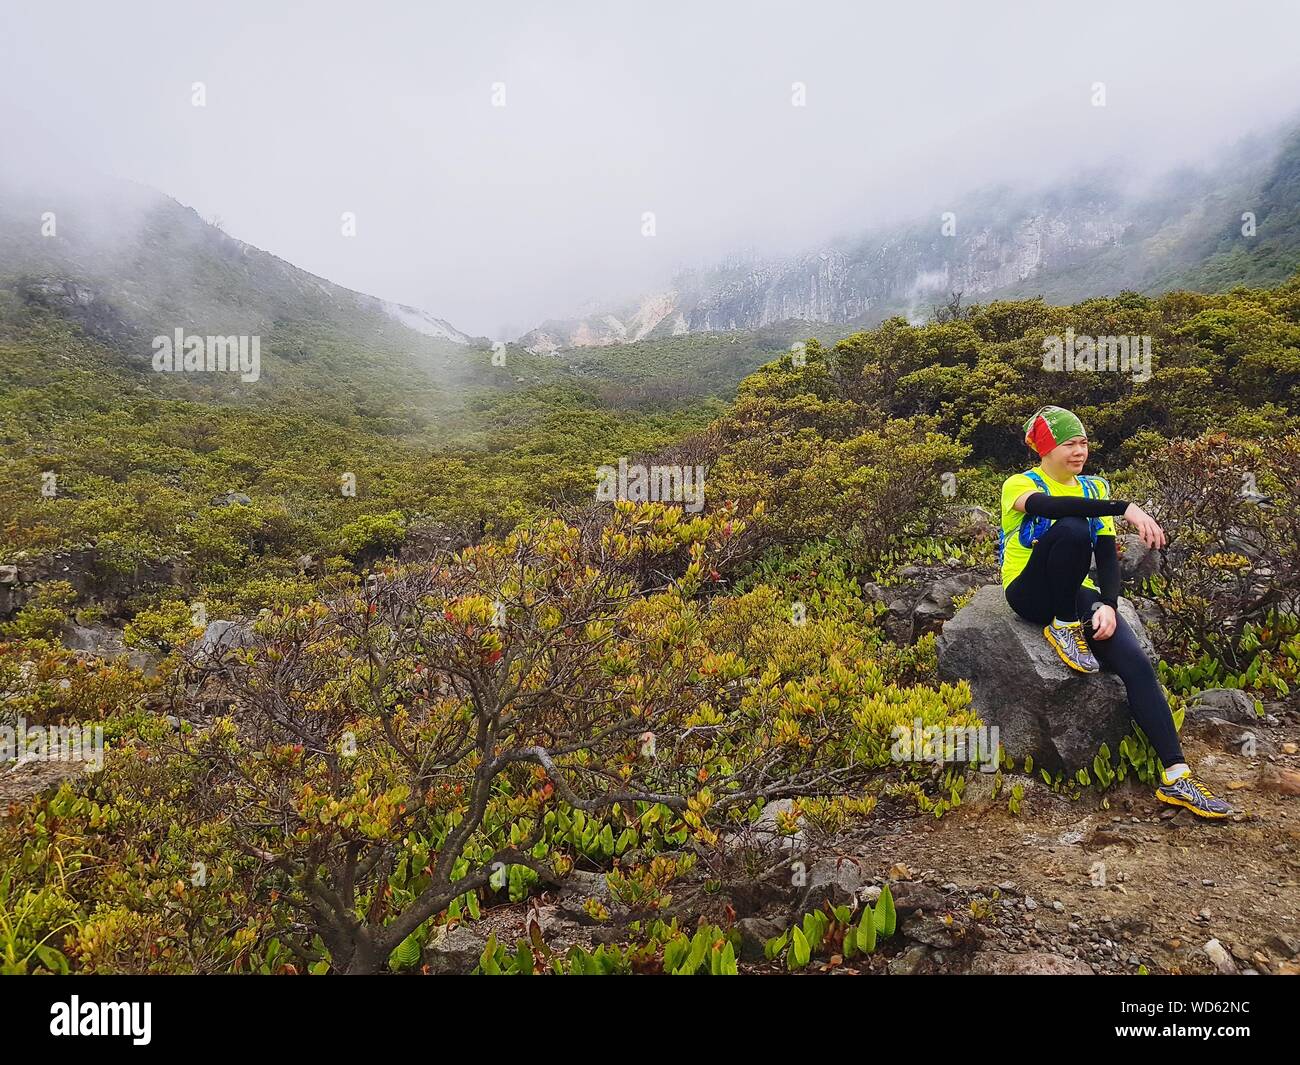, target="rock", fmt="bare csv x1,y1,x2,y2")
886,944,934,975
859,582,888,606
890,881,949,914
211,491,252,507
911,572,985,641
423,924,488,974
1223,525,1266,562
754,799,798,832
736,917,785,962
1127,596,1167,636
1188,715,1274,757
532,904,582,940
903,911,981,949
802,857,866,911
884,598,913,644
1258,767,1300,796
1184,688,1259,727
1203,938,1237,975
555,869,612,919
940,505,995,539
724,798,806,857
197,619,253,658
967,951,1094,975
1115,534,1161,582
0,565,17,584
61,622,157,673
936,584,1151,773
1265,933,1300,959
